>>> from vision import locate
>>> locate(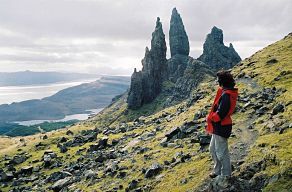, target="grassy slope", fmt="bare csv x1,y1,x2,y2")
232,34,292,191
0,34,291,191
